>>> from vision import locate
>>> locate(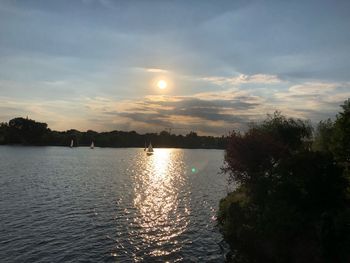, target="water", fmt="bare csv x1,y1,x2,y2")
0,146,229,262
